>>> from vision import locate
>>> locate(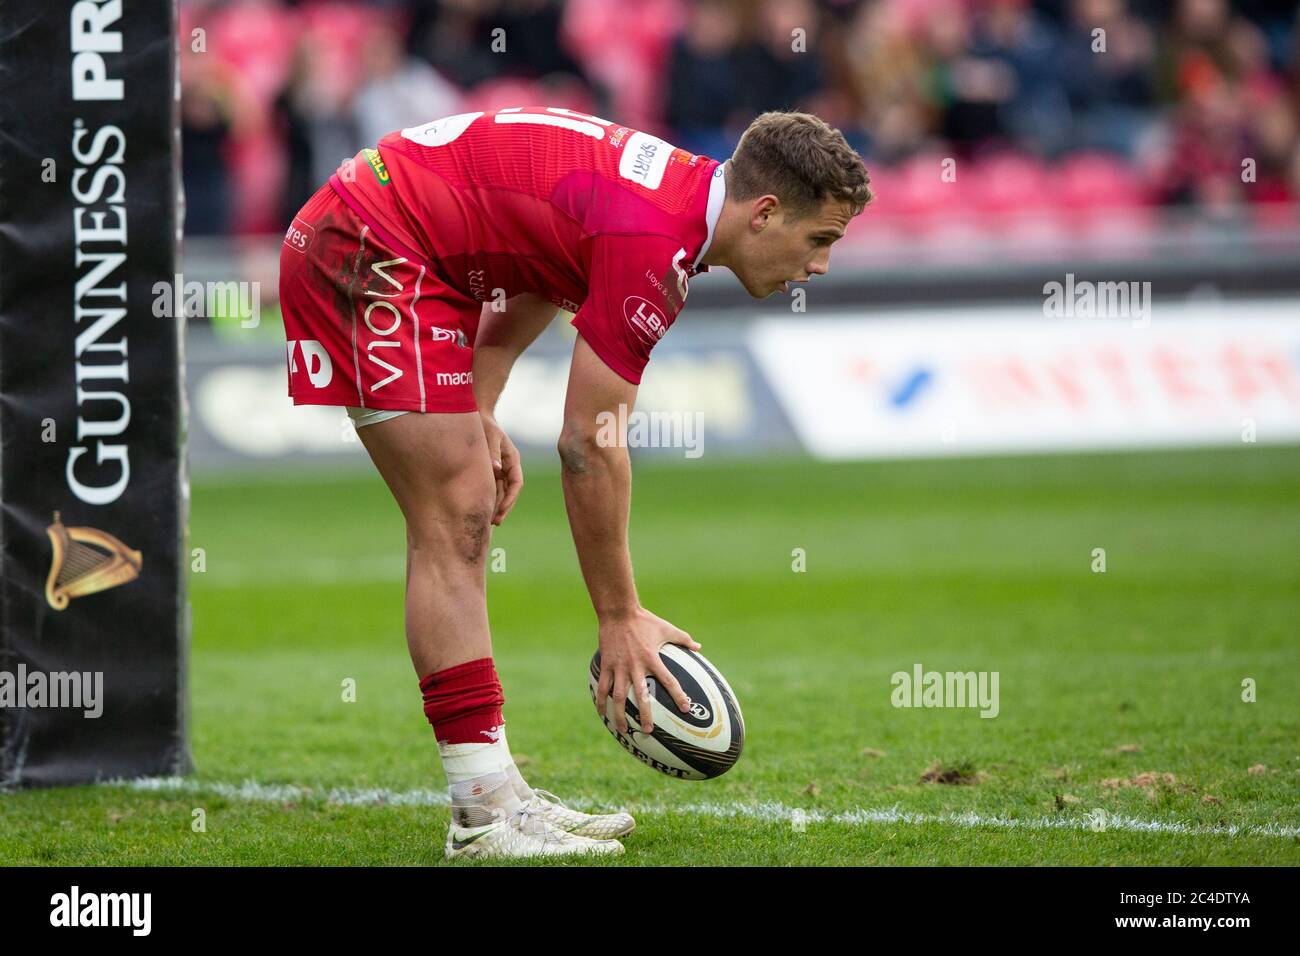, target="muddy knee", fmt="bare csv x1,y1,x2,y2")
407,486,494,567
